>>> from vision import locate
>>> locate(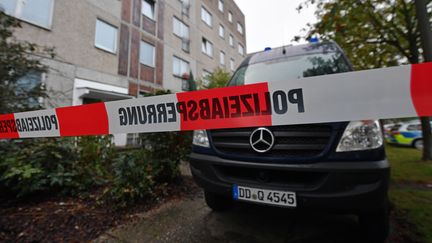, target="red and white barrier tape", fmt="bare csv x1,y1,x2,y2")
1,62,431,139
